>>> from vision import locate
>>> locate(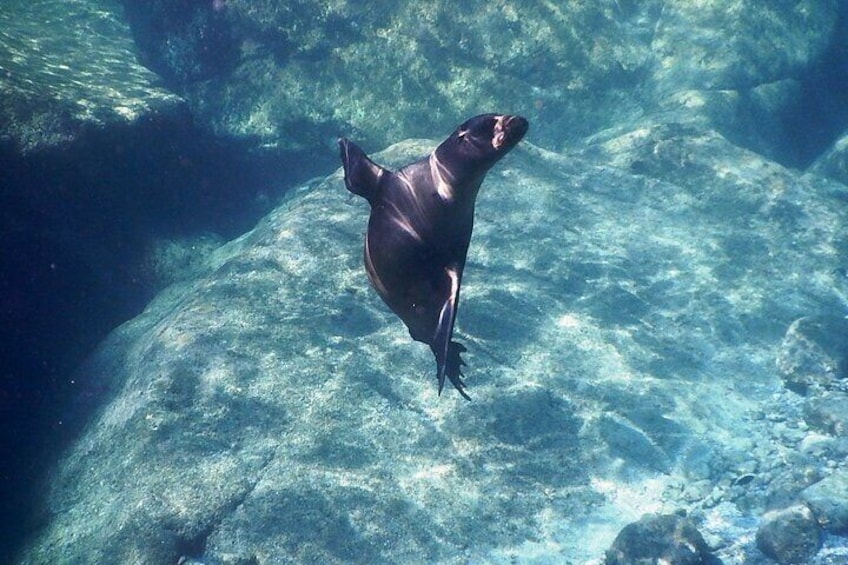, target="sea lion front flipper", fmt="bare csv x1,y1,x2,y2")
432,266,471,400
339,138,386,204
